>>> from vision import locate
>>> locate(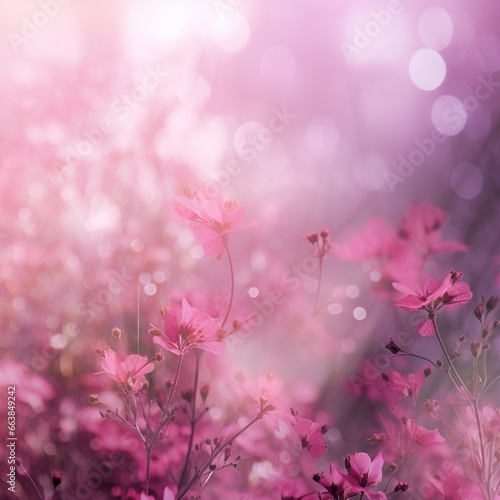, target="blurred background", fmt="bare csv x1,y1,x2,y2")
1,0,500,498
